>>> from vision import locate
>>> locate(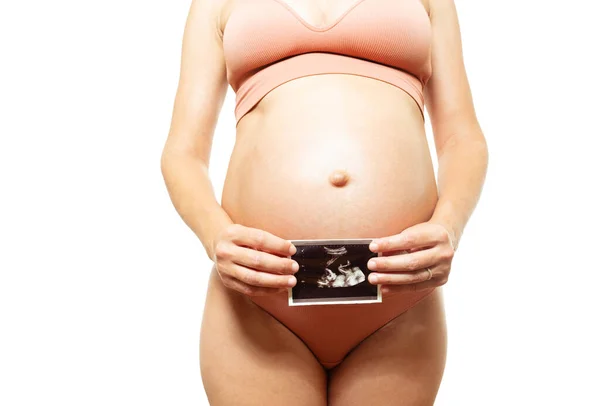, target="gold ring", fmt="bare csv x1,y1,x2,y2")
426,268,433,280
